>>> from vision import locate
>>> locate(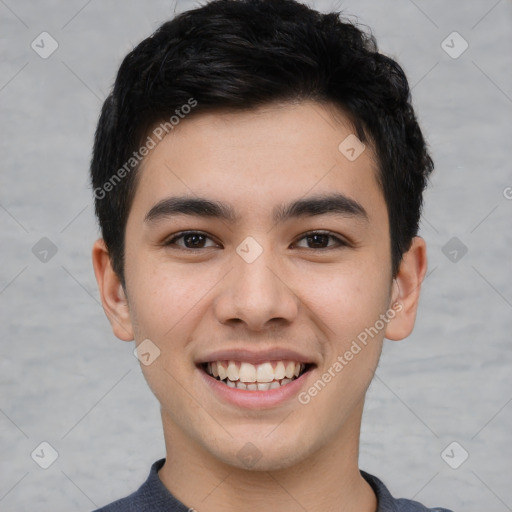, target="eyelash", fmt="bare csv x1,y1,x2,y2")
163,230,349,251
